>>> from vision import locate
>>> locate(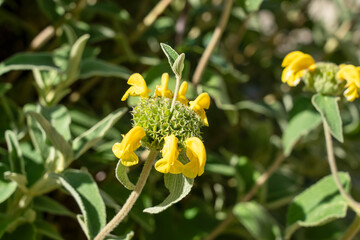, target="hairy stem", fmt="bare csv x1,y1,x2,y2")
192,0,233,86
94,150,158,240
170,75,181,112
205,154,286,240
341,215,360,240
323,122,360,214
